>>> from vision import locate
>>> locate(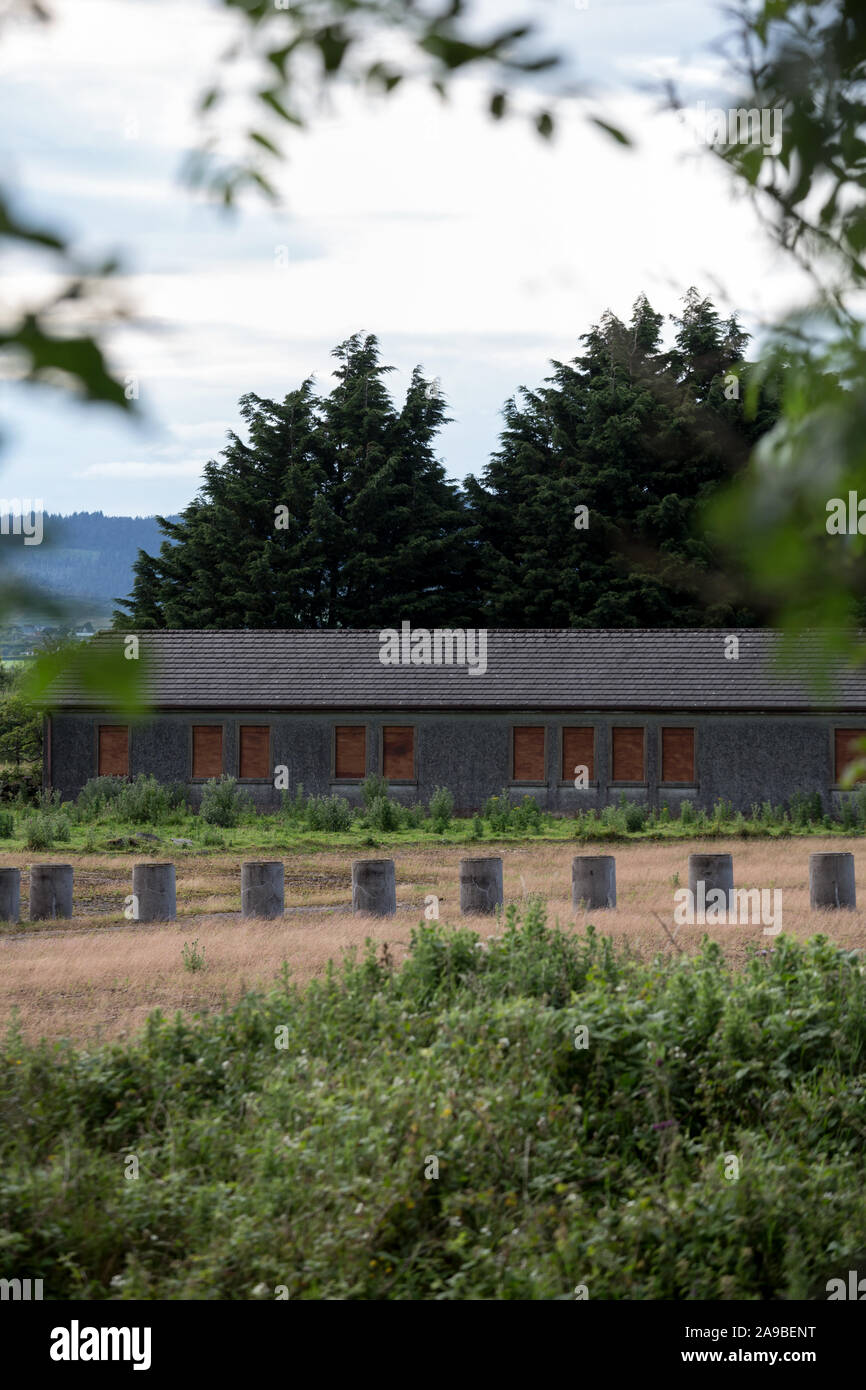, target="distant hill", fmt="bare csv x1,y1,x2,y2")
0,511,178,622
